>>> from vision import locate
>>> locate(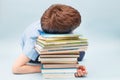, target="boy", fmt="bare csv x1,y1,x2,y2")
12,4,87,77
